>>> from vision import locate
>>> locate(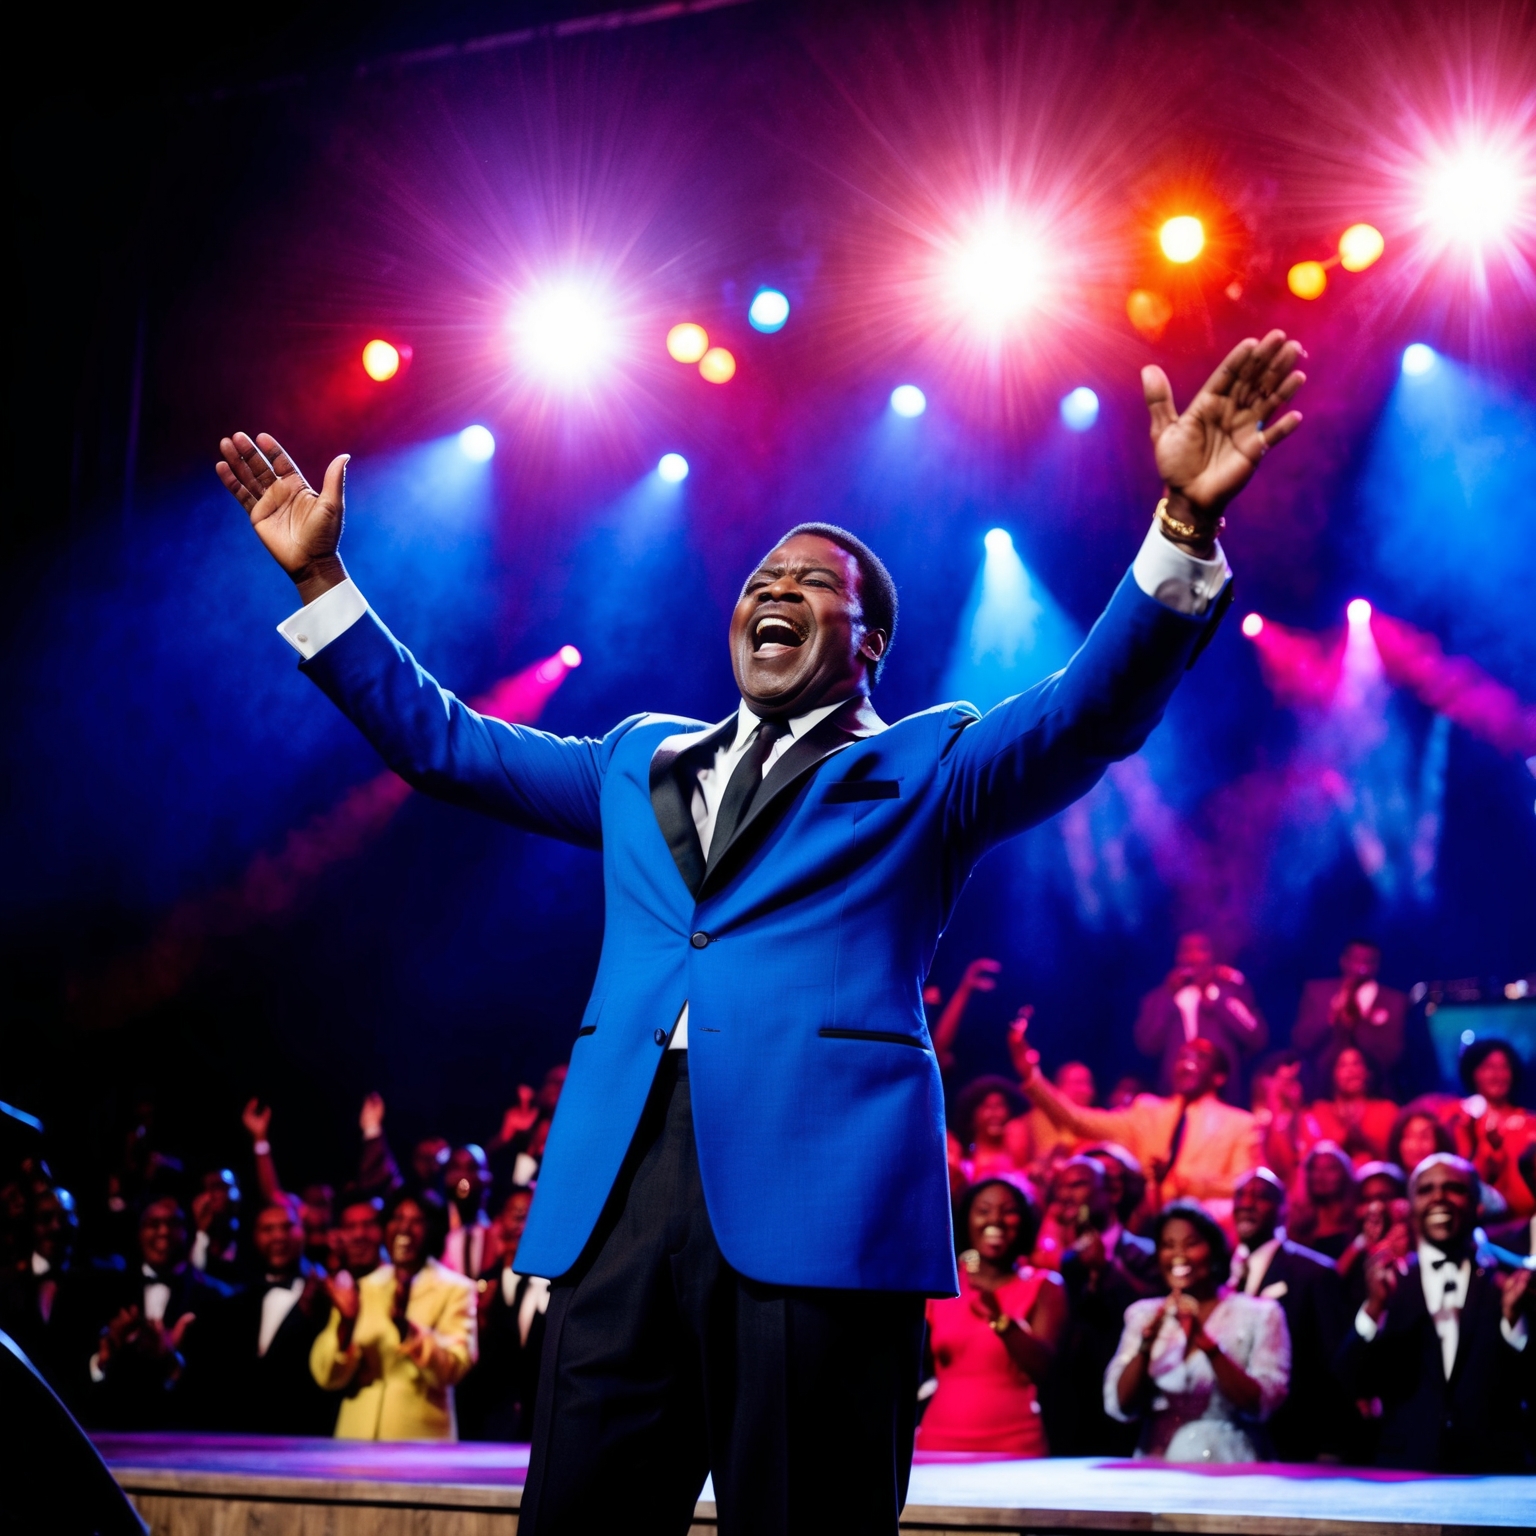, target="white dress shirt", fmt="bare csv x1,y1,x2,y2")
257,1276,305,1356
275,521,1230,1052
500,1268,552,1345
1231,1230,1286,1295
1353,1240,1529,1371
